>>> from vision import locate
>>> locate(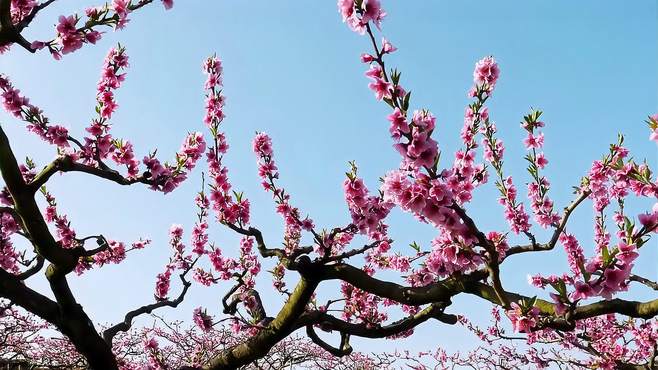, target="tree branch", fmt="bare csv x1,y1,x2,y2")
301,302,458,339
305,325,353,357
0,0,34,51
0,127,76,269
29,156,152,193
506,191,589,257
204,276,319,370
103,272,192,345
0,267,59,324
465,281,658,330
317,262,488,306
15,255,44,280
14,0,57,32
629,274,658,291
224,223,313,267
